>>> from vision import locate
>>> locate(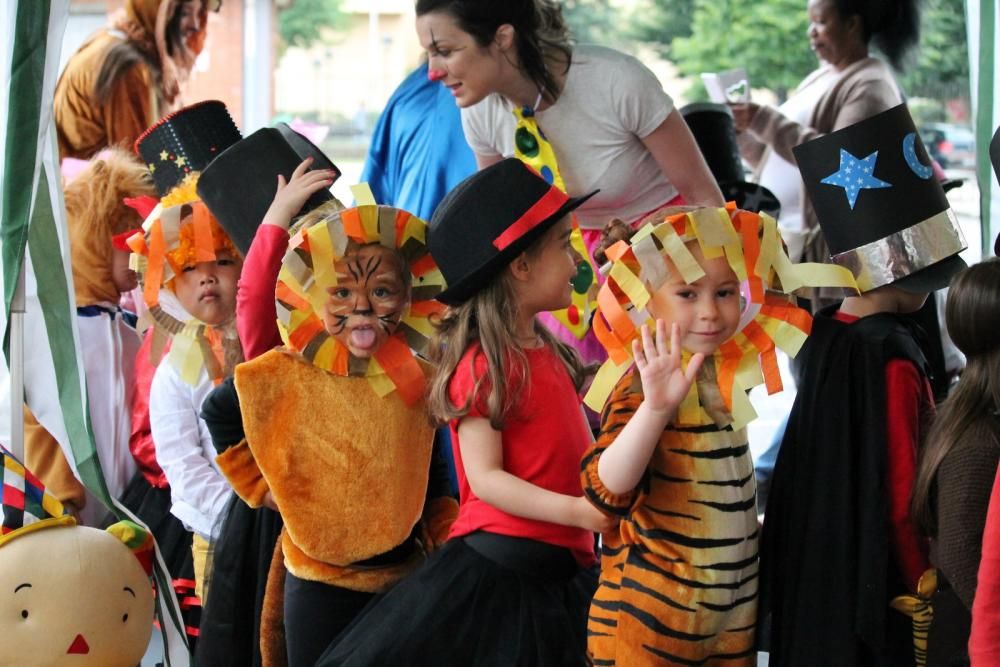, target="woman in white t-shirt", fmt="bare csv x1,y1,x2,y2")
415,0,723,371
415,0,723,235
